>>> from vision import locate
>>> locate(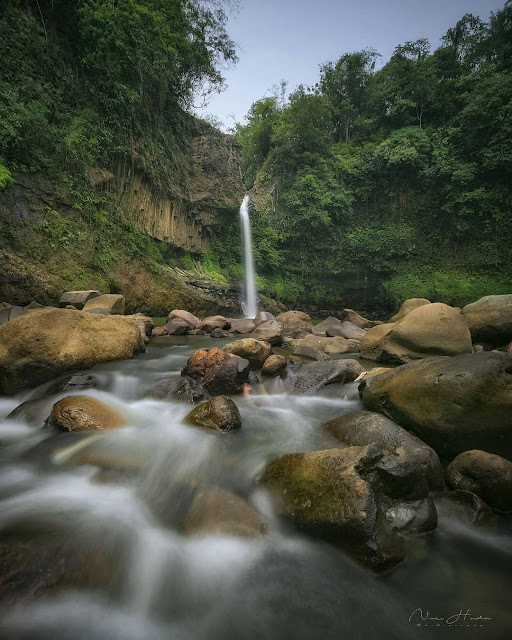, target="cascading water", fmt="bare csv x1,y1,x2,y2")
239,195,258,318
